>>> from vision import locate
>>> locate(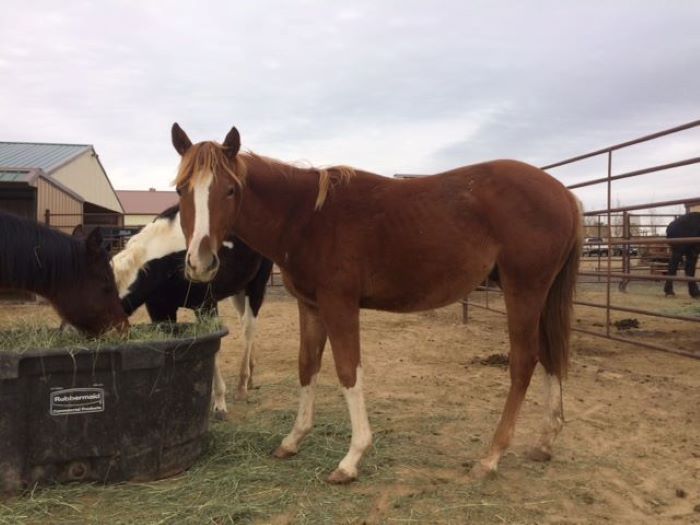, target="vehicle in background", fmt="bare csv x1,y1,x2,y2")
583,237,638,257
